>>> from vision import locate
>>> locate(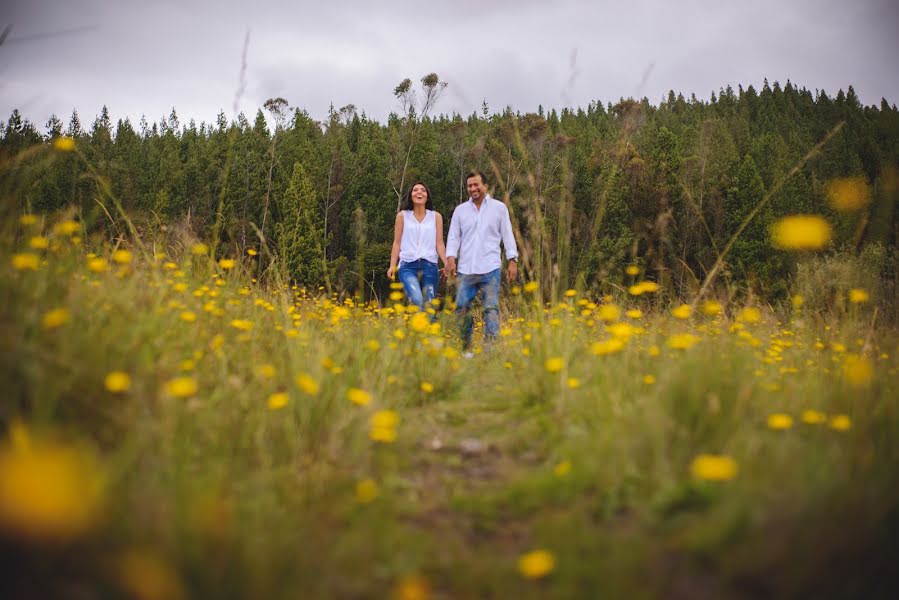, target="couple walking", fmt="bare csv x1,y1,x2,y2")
387,171,519,351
